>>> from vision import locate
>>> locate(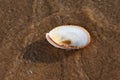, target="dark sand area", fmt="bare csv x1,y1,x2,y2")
0,0,120,80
